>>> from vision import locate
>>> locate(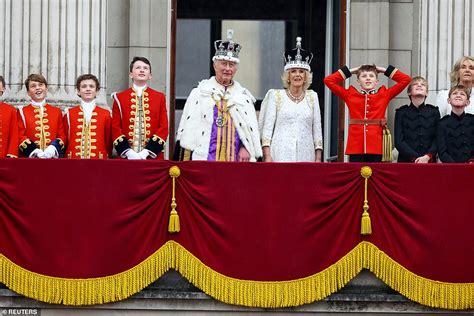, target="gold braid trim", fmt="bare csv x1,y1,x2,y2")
362,241,474,310
171,241,364,308
0,242,173,305
1,241,474,308
151,135,166,145
19,139,32,150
